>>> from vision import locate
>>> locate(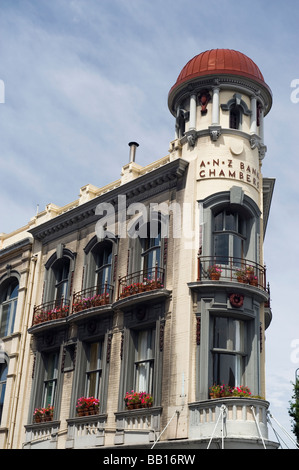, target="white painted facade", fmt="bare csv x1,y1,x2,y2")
0,50,279,449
